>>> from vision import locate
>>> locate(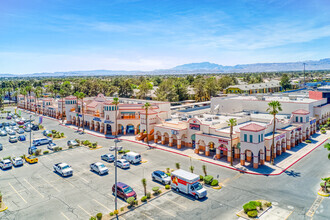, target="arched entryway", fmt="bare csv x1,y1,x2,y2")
126,124,135,134
163,132,170,145
106,124,112,134
245,150,253,165
191,134,196,148
118,124,124,134
155,131,162,144
181,134,187,147
91,121,95,130
172,134,178,147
